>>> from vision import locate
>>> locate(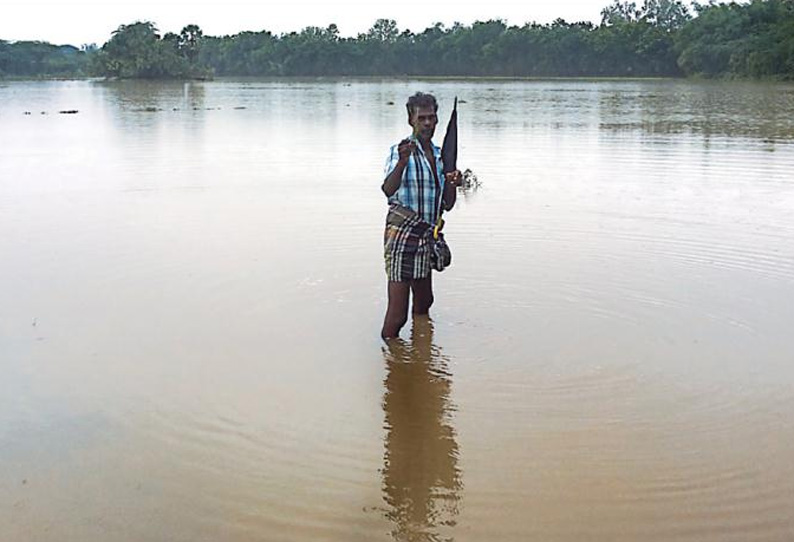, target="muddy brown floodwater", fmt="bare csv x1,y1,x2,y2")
2,78,794,541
